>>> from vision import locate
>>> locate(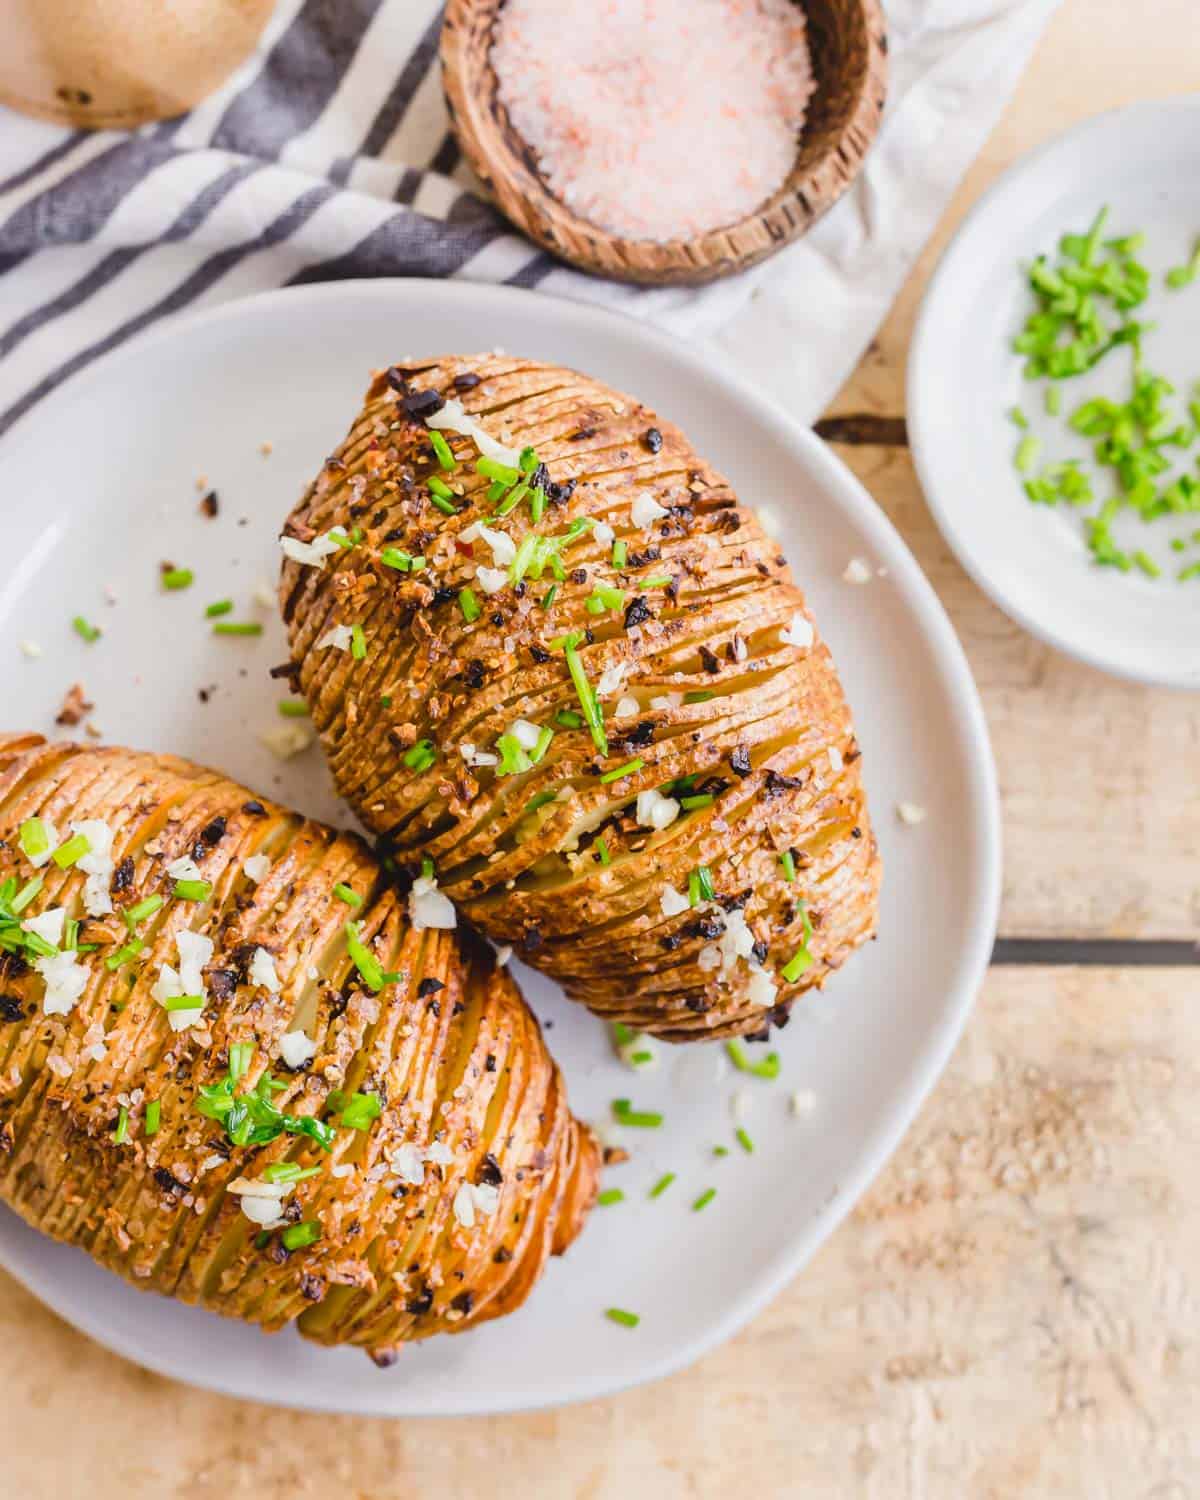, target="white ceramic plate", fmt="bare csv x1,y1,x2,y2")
909,97,1200,689
0,281,999,1416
